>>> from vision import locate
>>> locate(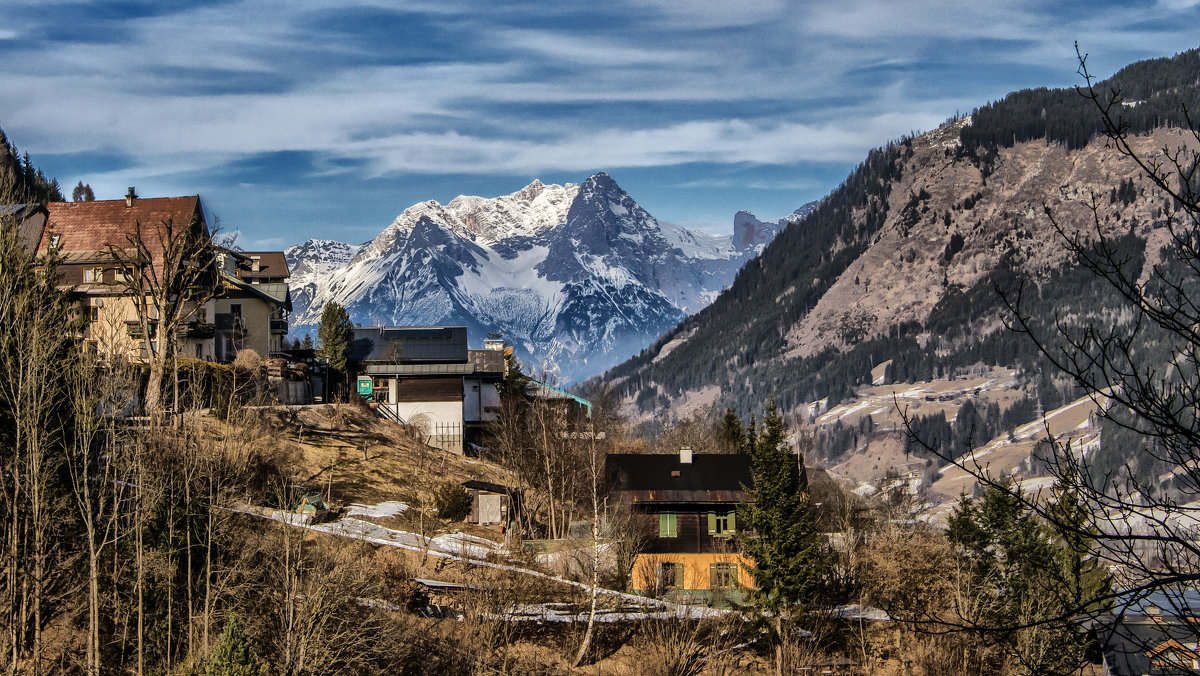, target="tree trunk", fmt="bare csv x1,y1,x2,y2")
775,614,784,676
571,431,601,668
136,456,144,676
